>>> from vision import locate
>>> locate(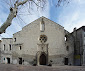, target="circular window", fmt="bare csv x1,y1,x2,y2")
39,35,47,43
